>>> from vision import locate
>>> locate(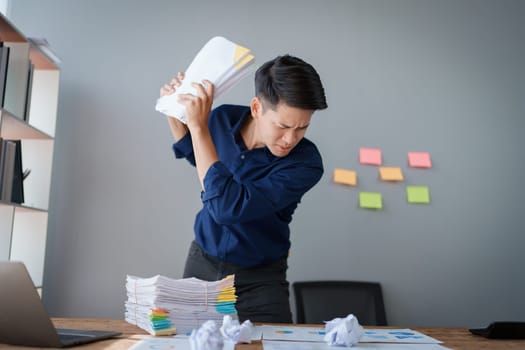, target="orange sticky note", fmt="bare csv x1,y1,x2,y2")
150,308,169,316
333,168,357,186
408,152,432,168
379,167,404,181
359,147,382,165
